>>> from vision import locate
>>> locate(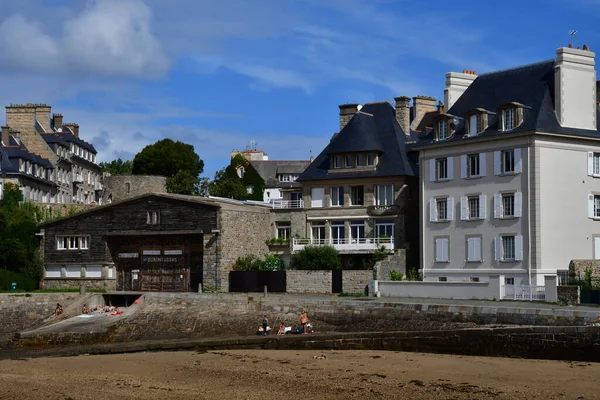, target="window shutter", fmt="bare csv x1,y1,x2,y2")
469,114,477,136
494,151,501,175
514,148,522,174
479,153,486,176
515,235,524,261
514,192,523,217
588,152,594,176
474,237,482,261
435,238,442,261
429,159,436,182
466,238,473,261
479,194,487,219
429,198,437,222
494,194,502,218
447,157,454,180
589,194,595,219
494,236,502,261
447,197,454,221
442,238,449,262
460,196,468,220
460,155,467,179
